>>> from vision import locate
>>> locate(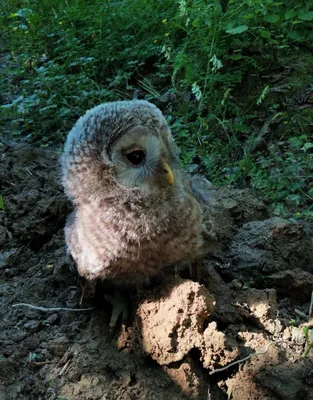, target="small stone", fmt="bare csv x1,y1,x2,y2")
187,164,201,174
44,313,59,325
0,225,6,246
264,269,313,302
0,283,10,296
12,331,27,343
3,348,13,357
49,336,70,356
0,249,17,269
190,174,213,203
282,327,292,341
4,268,17,277
231,280,244,290
23,320,40,332
230,218,313,279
